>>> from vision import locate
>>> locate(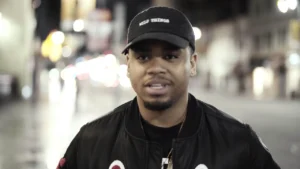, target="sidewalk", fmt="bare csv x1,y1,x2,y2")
189,77,299,103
